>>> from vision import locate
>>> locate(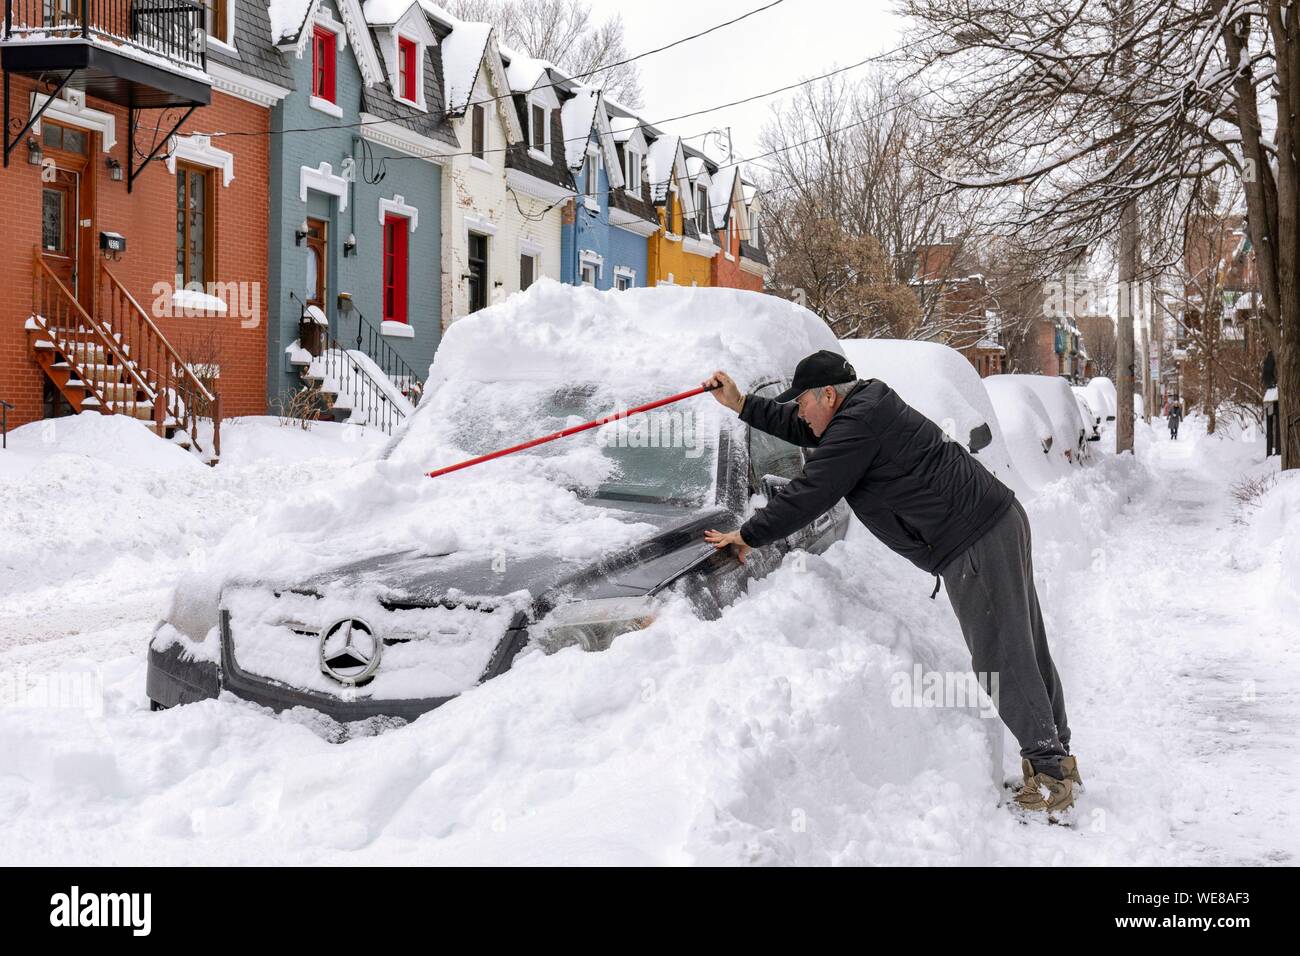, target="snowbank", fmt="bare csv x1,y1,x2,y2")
998,374,1089,465
840,339,1025,496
